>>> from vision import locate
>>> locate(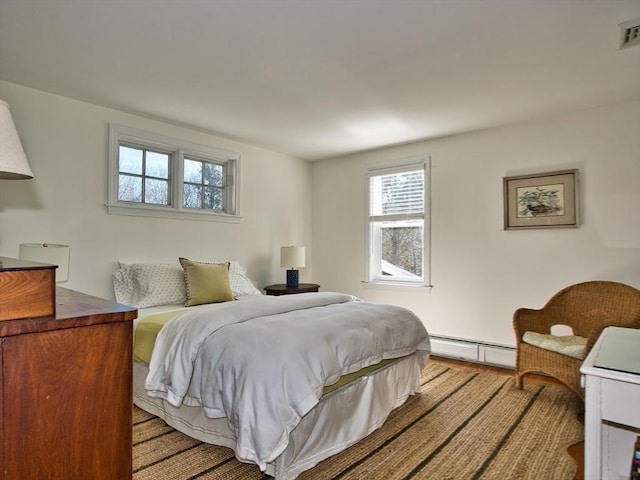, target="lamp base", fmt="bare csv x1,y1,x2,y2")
286,269,299,289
